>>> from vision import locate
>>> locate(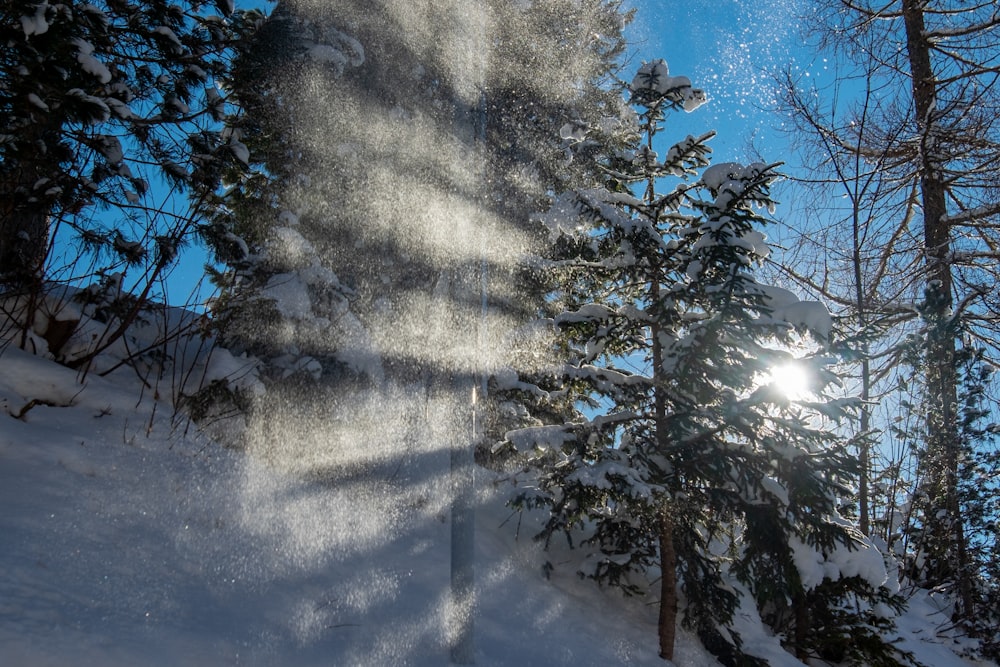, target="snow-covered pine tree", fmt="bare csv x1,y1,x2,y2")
203,3,378,398
897,311,1000,658
479,0,635,456
503,59,903,664
1,0,247,366
0,0,246,280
